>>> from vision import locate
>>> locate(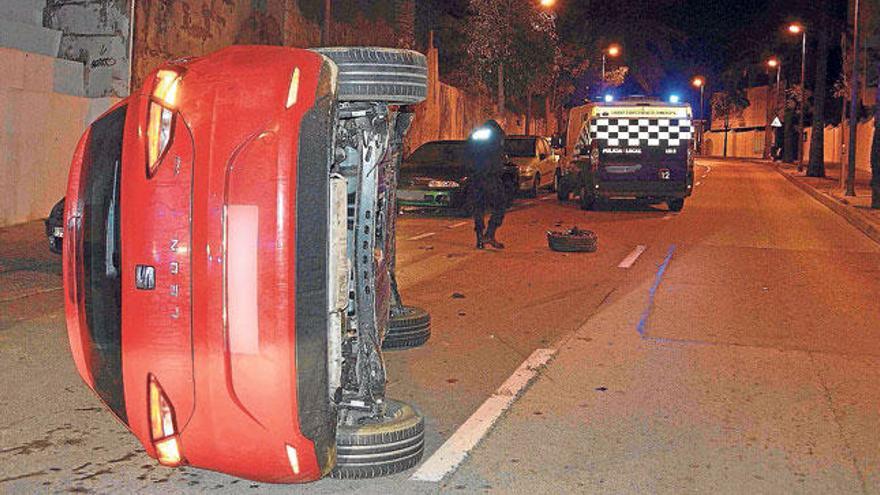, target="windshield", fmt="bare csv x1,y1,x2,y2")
504,138,536,157
405,142,468,169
